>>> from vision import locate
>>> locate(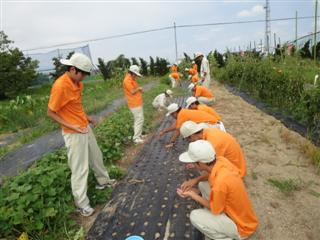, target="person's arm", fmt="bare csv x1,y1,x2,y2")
159,122,176,137
47,108,88,133
181,173,209,191
130,86,143,95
